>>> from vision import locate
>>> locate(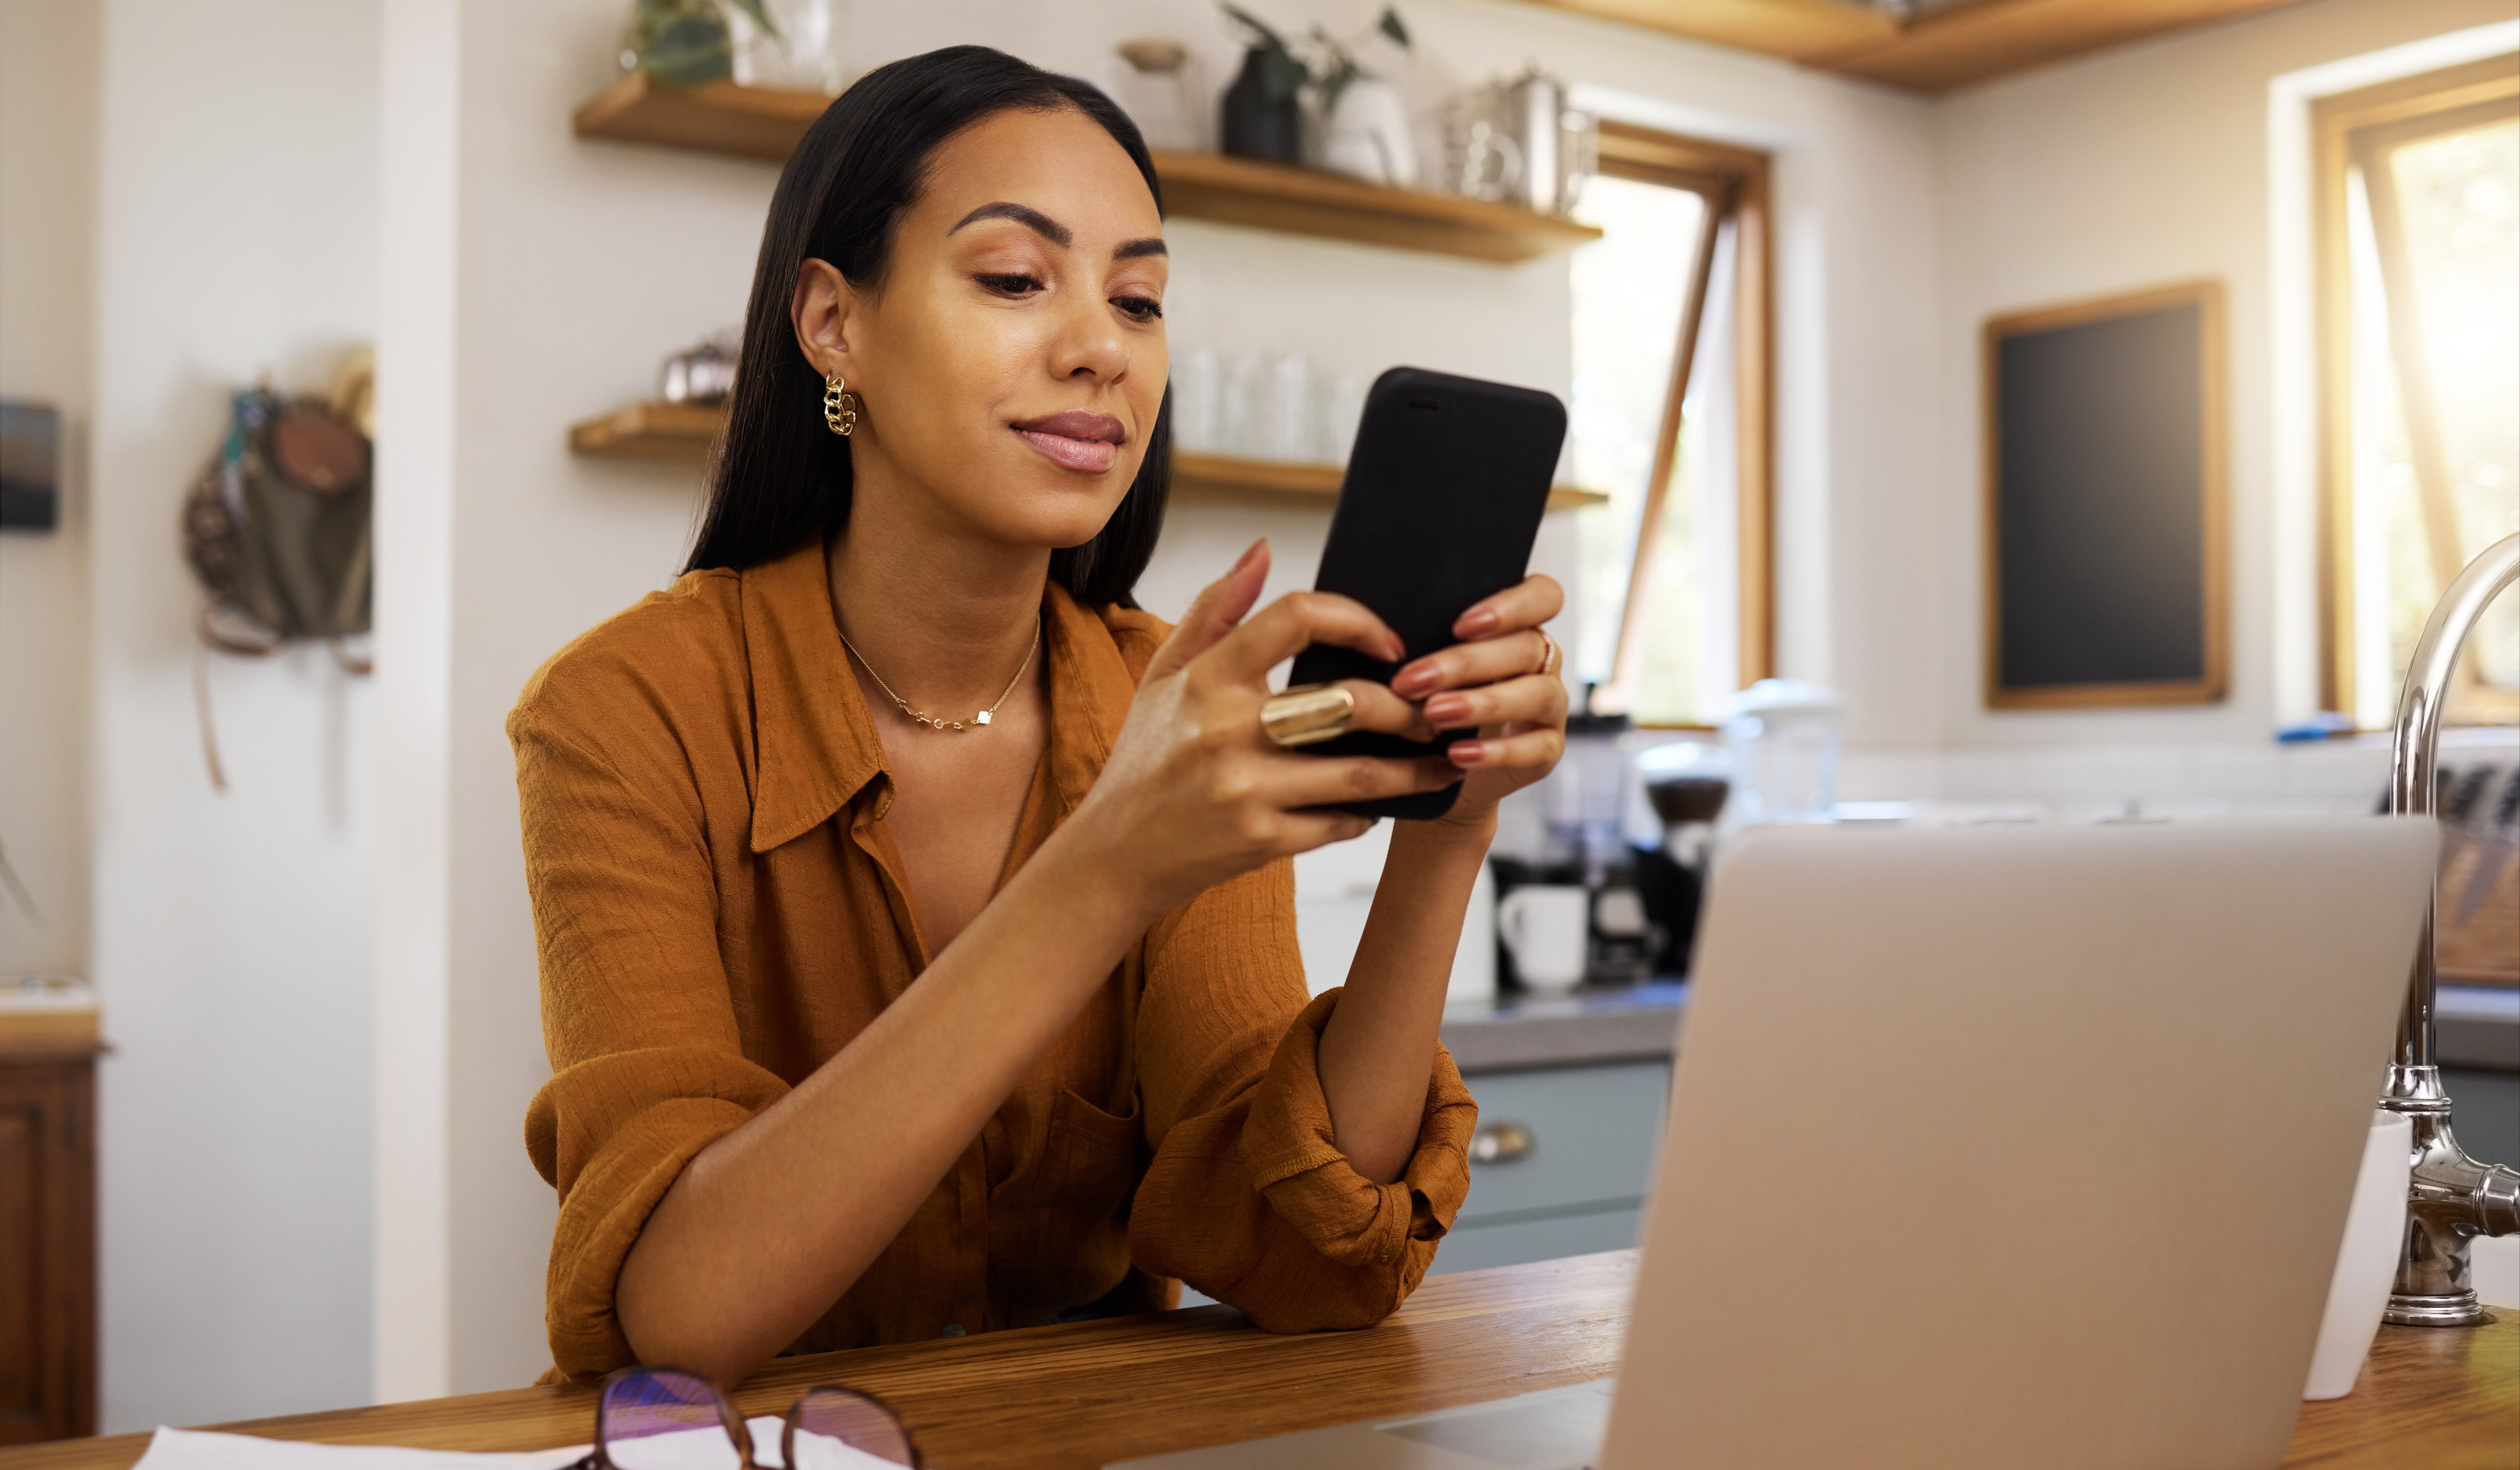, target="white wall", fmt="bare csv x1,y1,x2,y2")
0,0,99,980
1928,0,2518,756
86,0,381,1432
